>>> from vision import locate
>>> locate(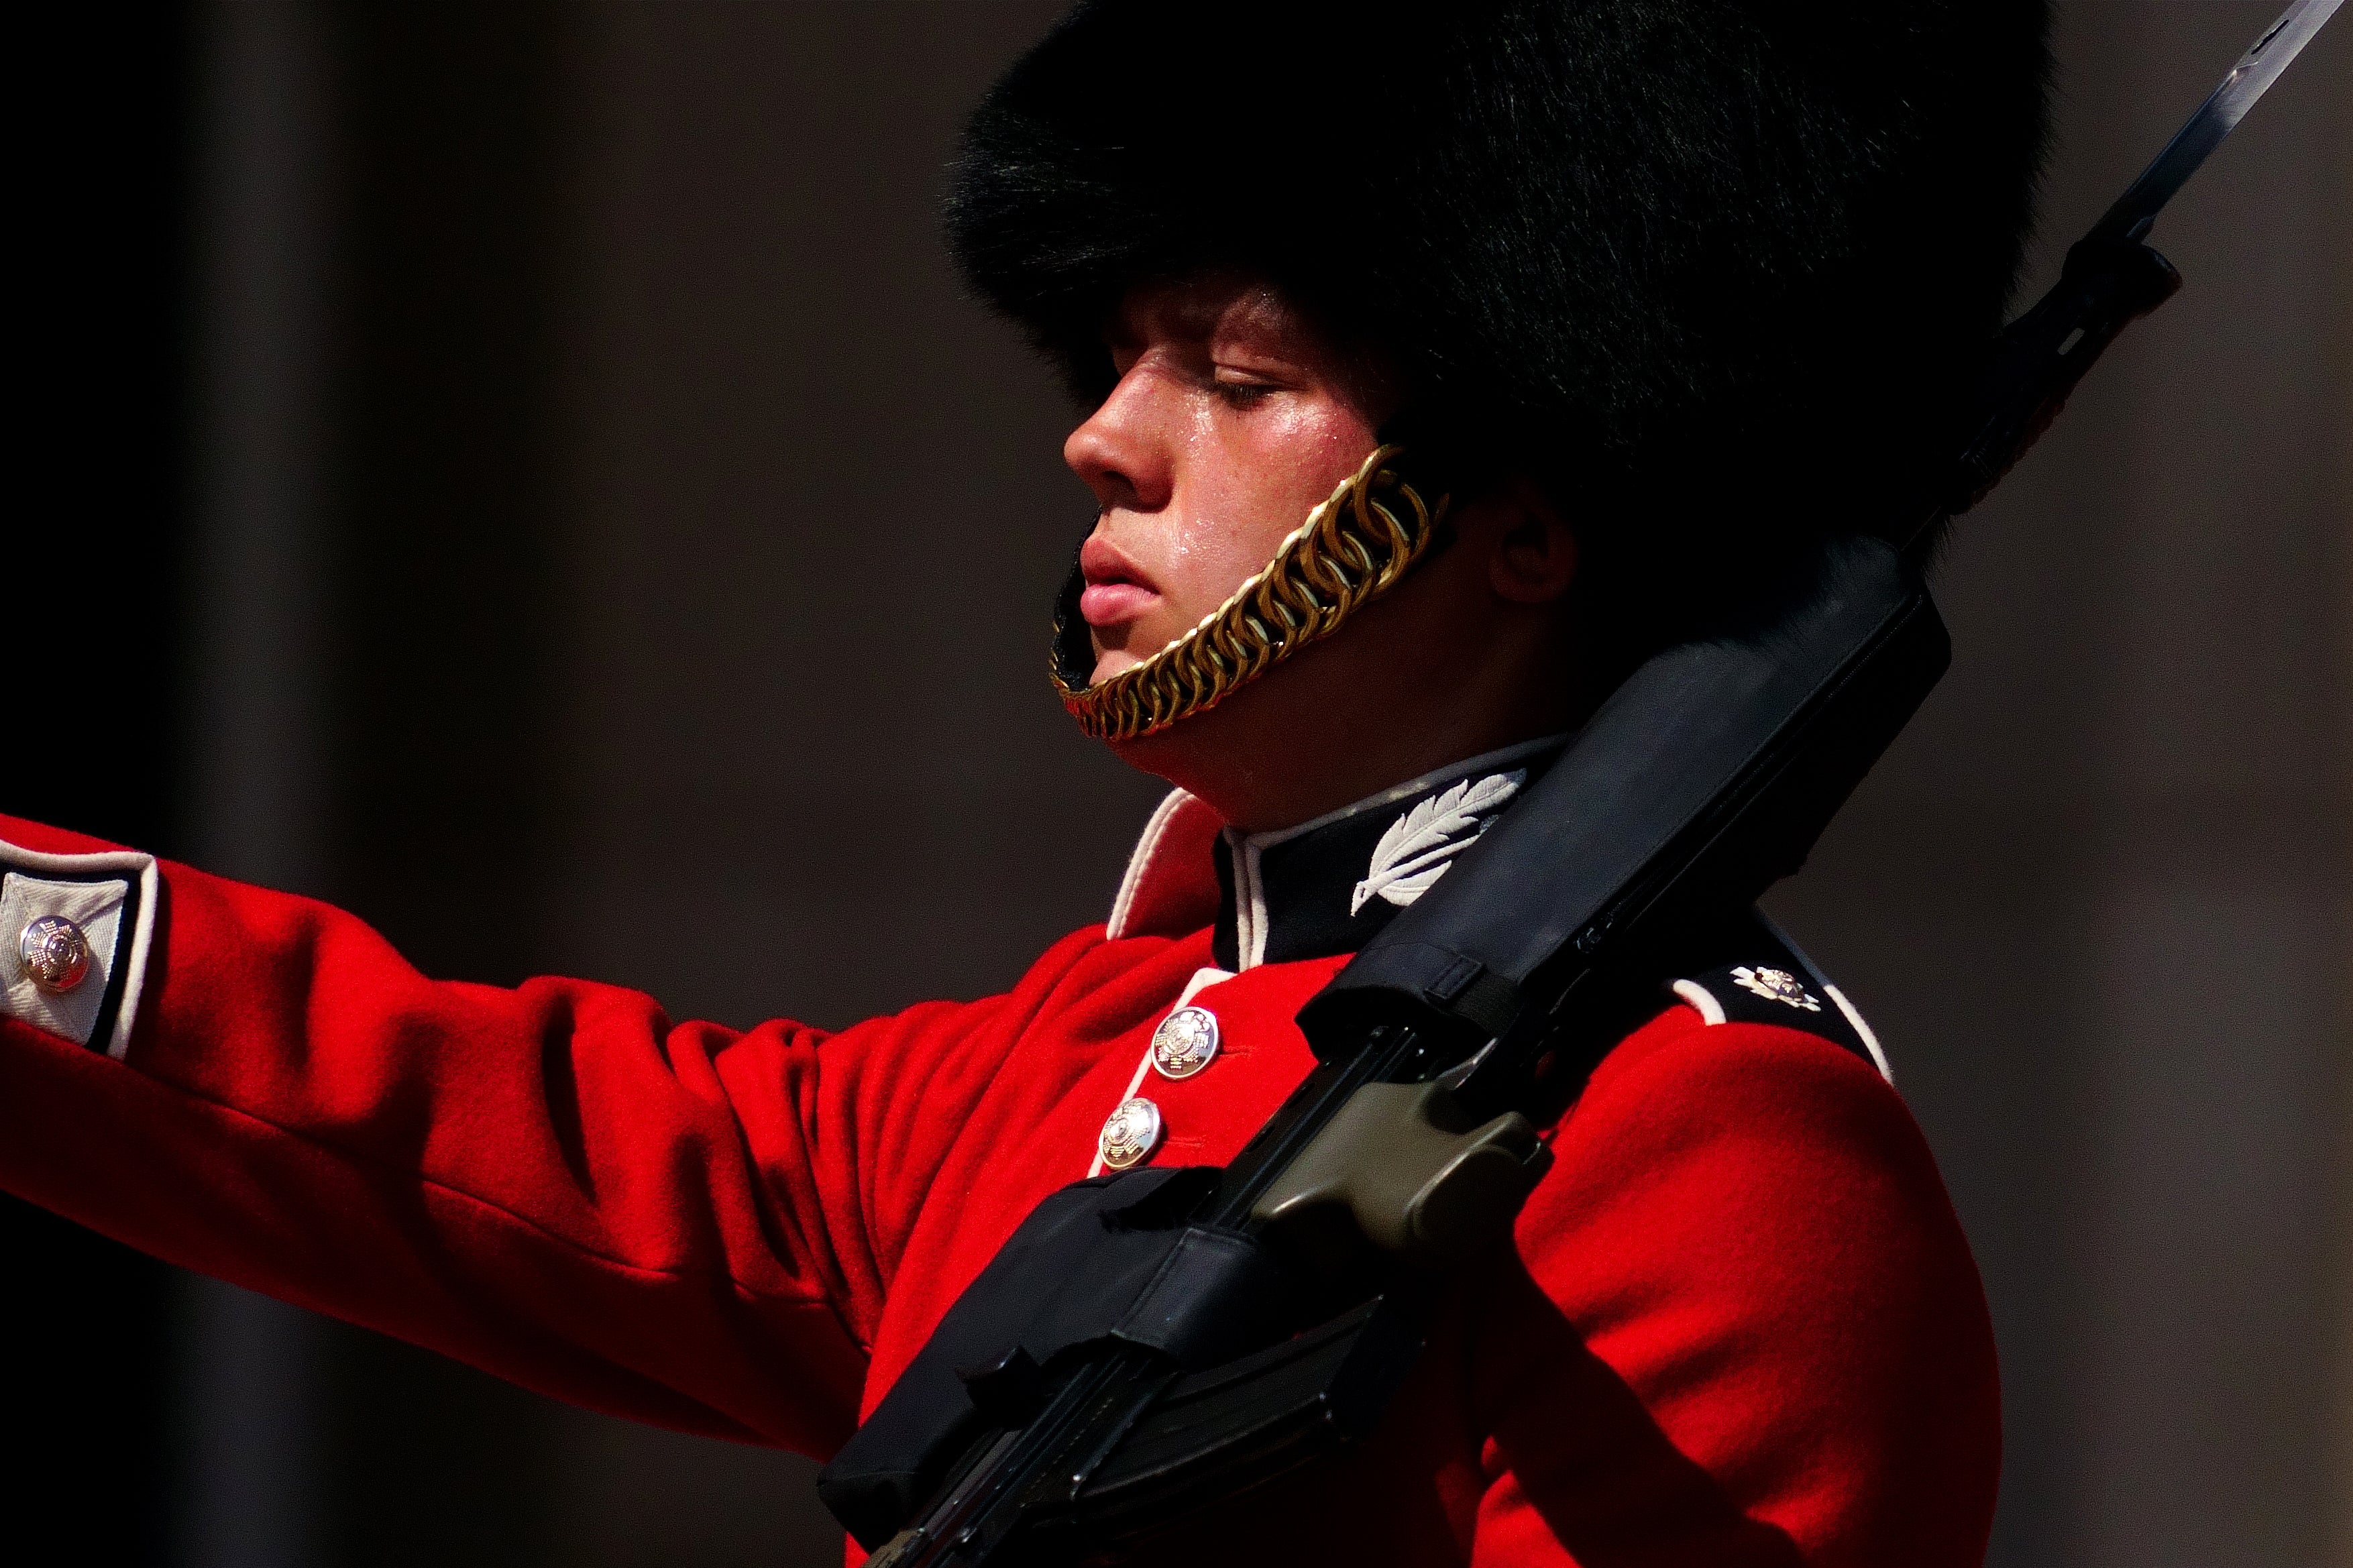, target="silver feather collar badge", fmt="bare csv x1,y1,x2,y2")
1350,770,1525,916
